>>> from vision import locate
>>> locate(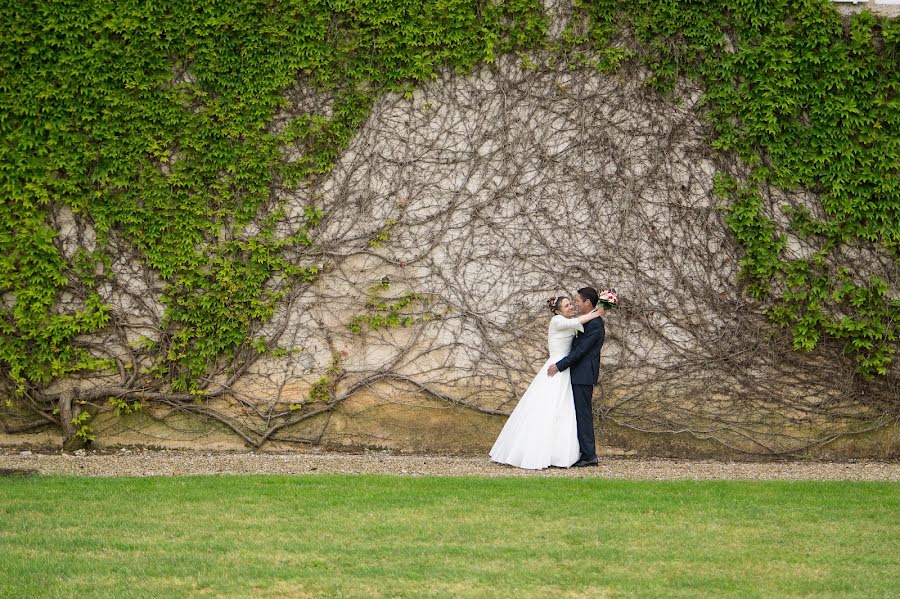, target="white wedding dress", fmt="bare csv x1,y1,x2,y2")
490,315,582,469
